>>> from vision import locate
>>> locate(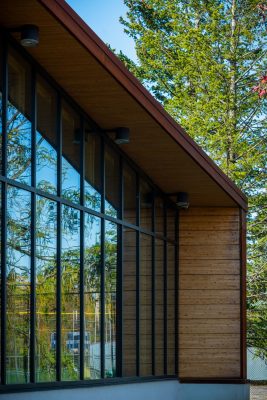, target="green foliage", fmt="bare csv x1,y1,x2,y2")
120,0,267,360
